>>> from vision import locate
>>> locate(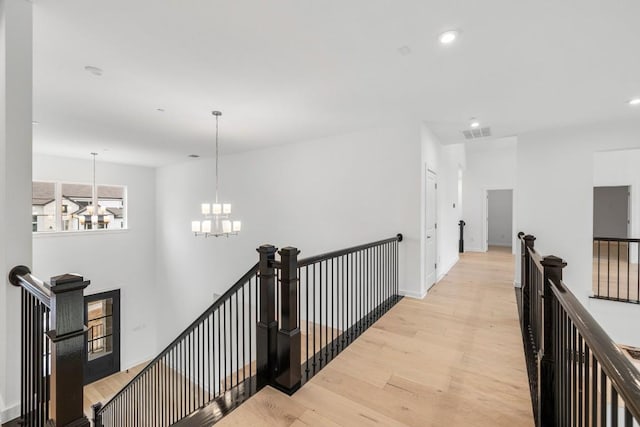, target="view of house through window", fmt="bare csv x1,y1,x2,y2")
32,181,126,232
87,298,113,361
